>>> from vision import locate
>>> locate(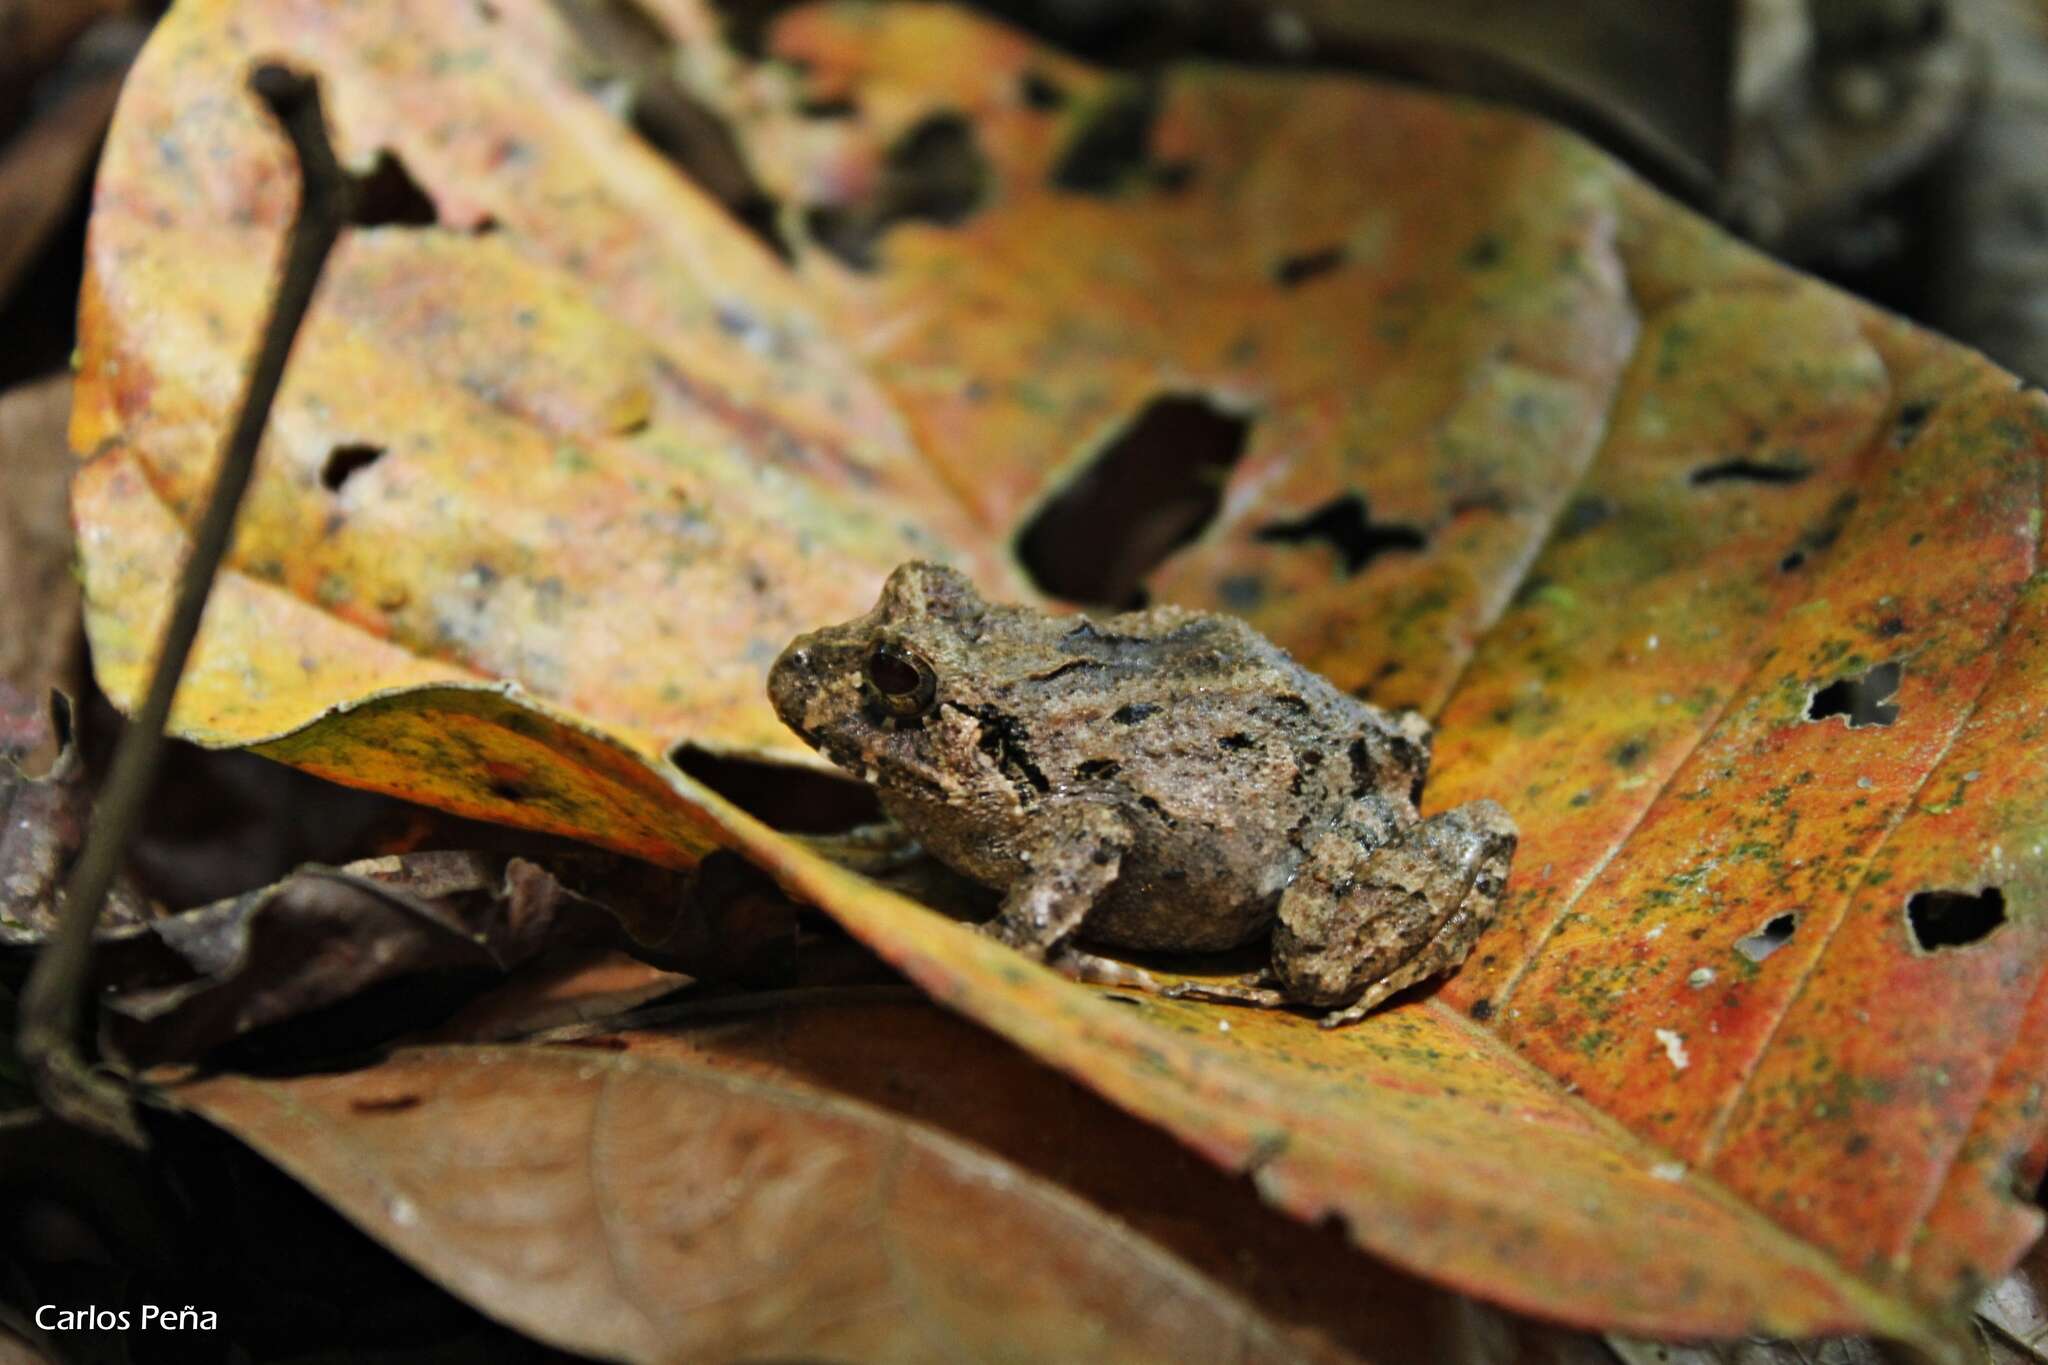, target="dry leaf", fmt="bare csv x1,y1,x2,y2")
175,1045,1329,1365
70,0,2048,1344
